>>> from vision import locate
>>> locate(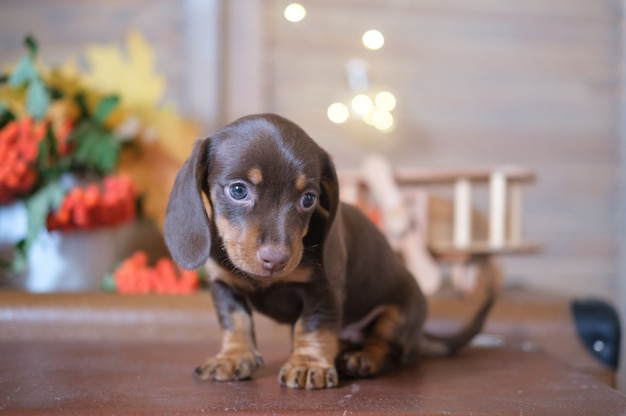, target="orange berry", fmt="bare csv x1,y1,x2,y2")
130,251,148,268
84,184,100,208
13,159,27,175
0,121,19,142
32,121,46,142
73,205,89,227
